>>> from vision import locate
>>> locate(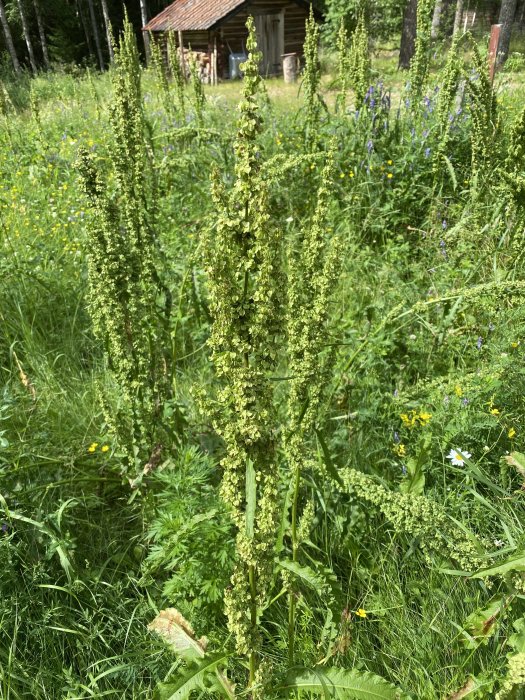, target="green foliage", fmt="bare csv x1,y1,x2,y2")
302,6,323,150
189,50,205,128
322,0,405,47
348,12,371,106
202,17,282,674
78,18,171,475
408,0,435,103
277,666,405,698
167,32,186,121
5,16,525,700
466,41,499,183
143,448,234,616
